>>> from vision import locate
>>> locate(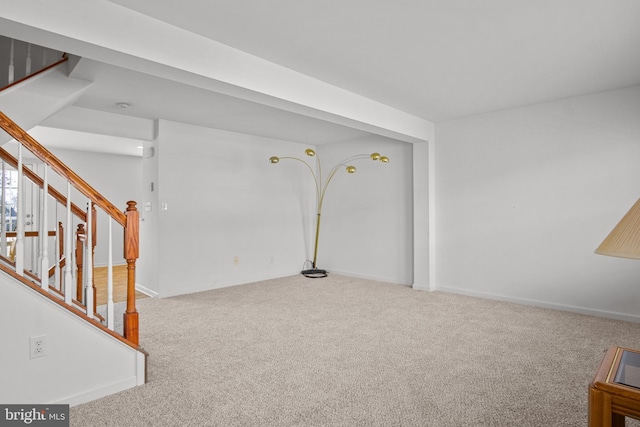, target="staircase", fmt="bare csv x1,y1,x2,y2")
0,37,146,406
0,36,91,144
